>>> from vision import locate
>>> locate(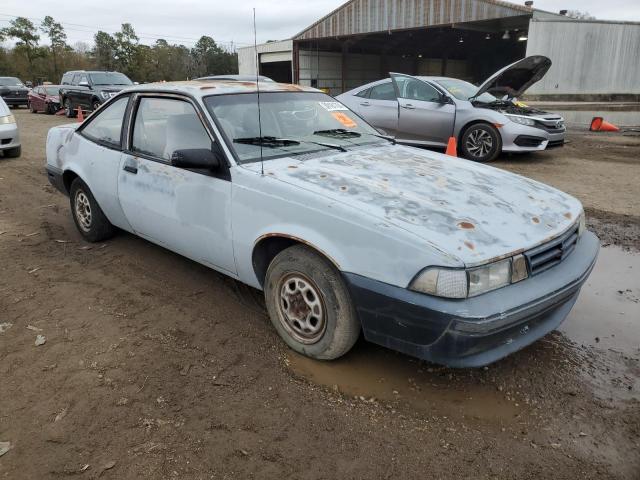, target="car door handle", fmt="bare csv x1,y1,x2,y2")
360,101,371,106
123,165,138,174
401,104,415,110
